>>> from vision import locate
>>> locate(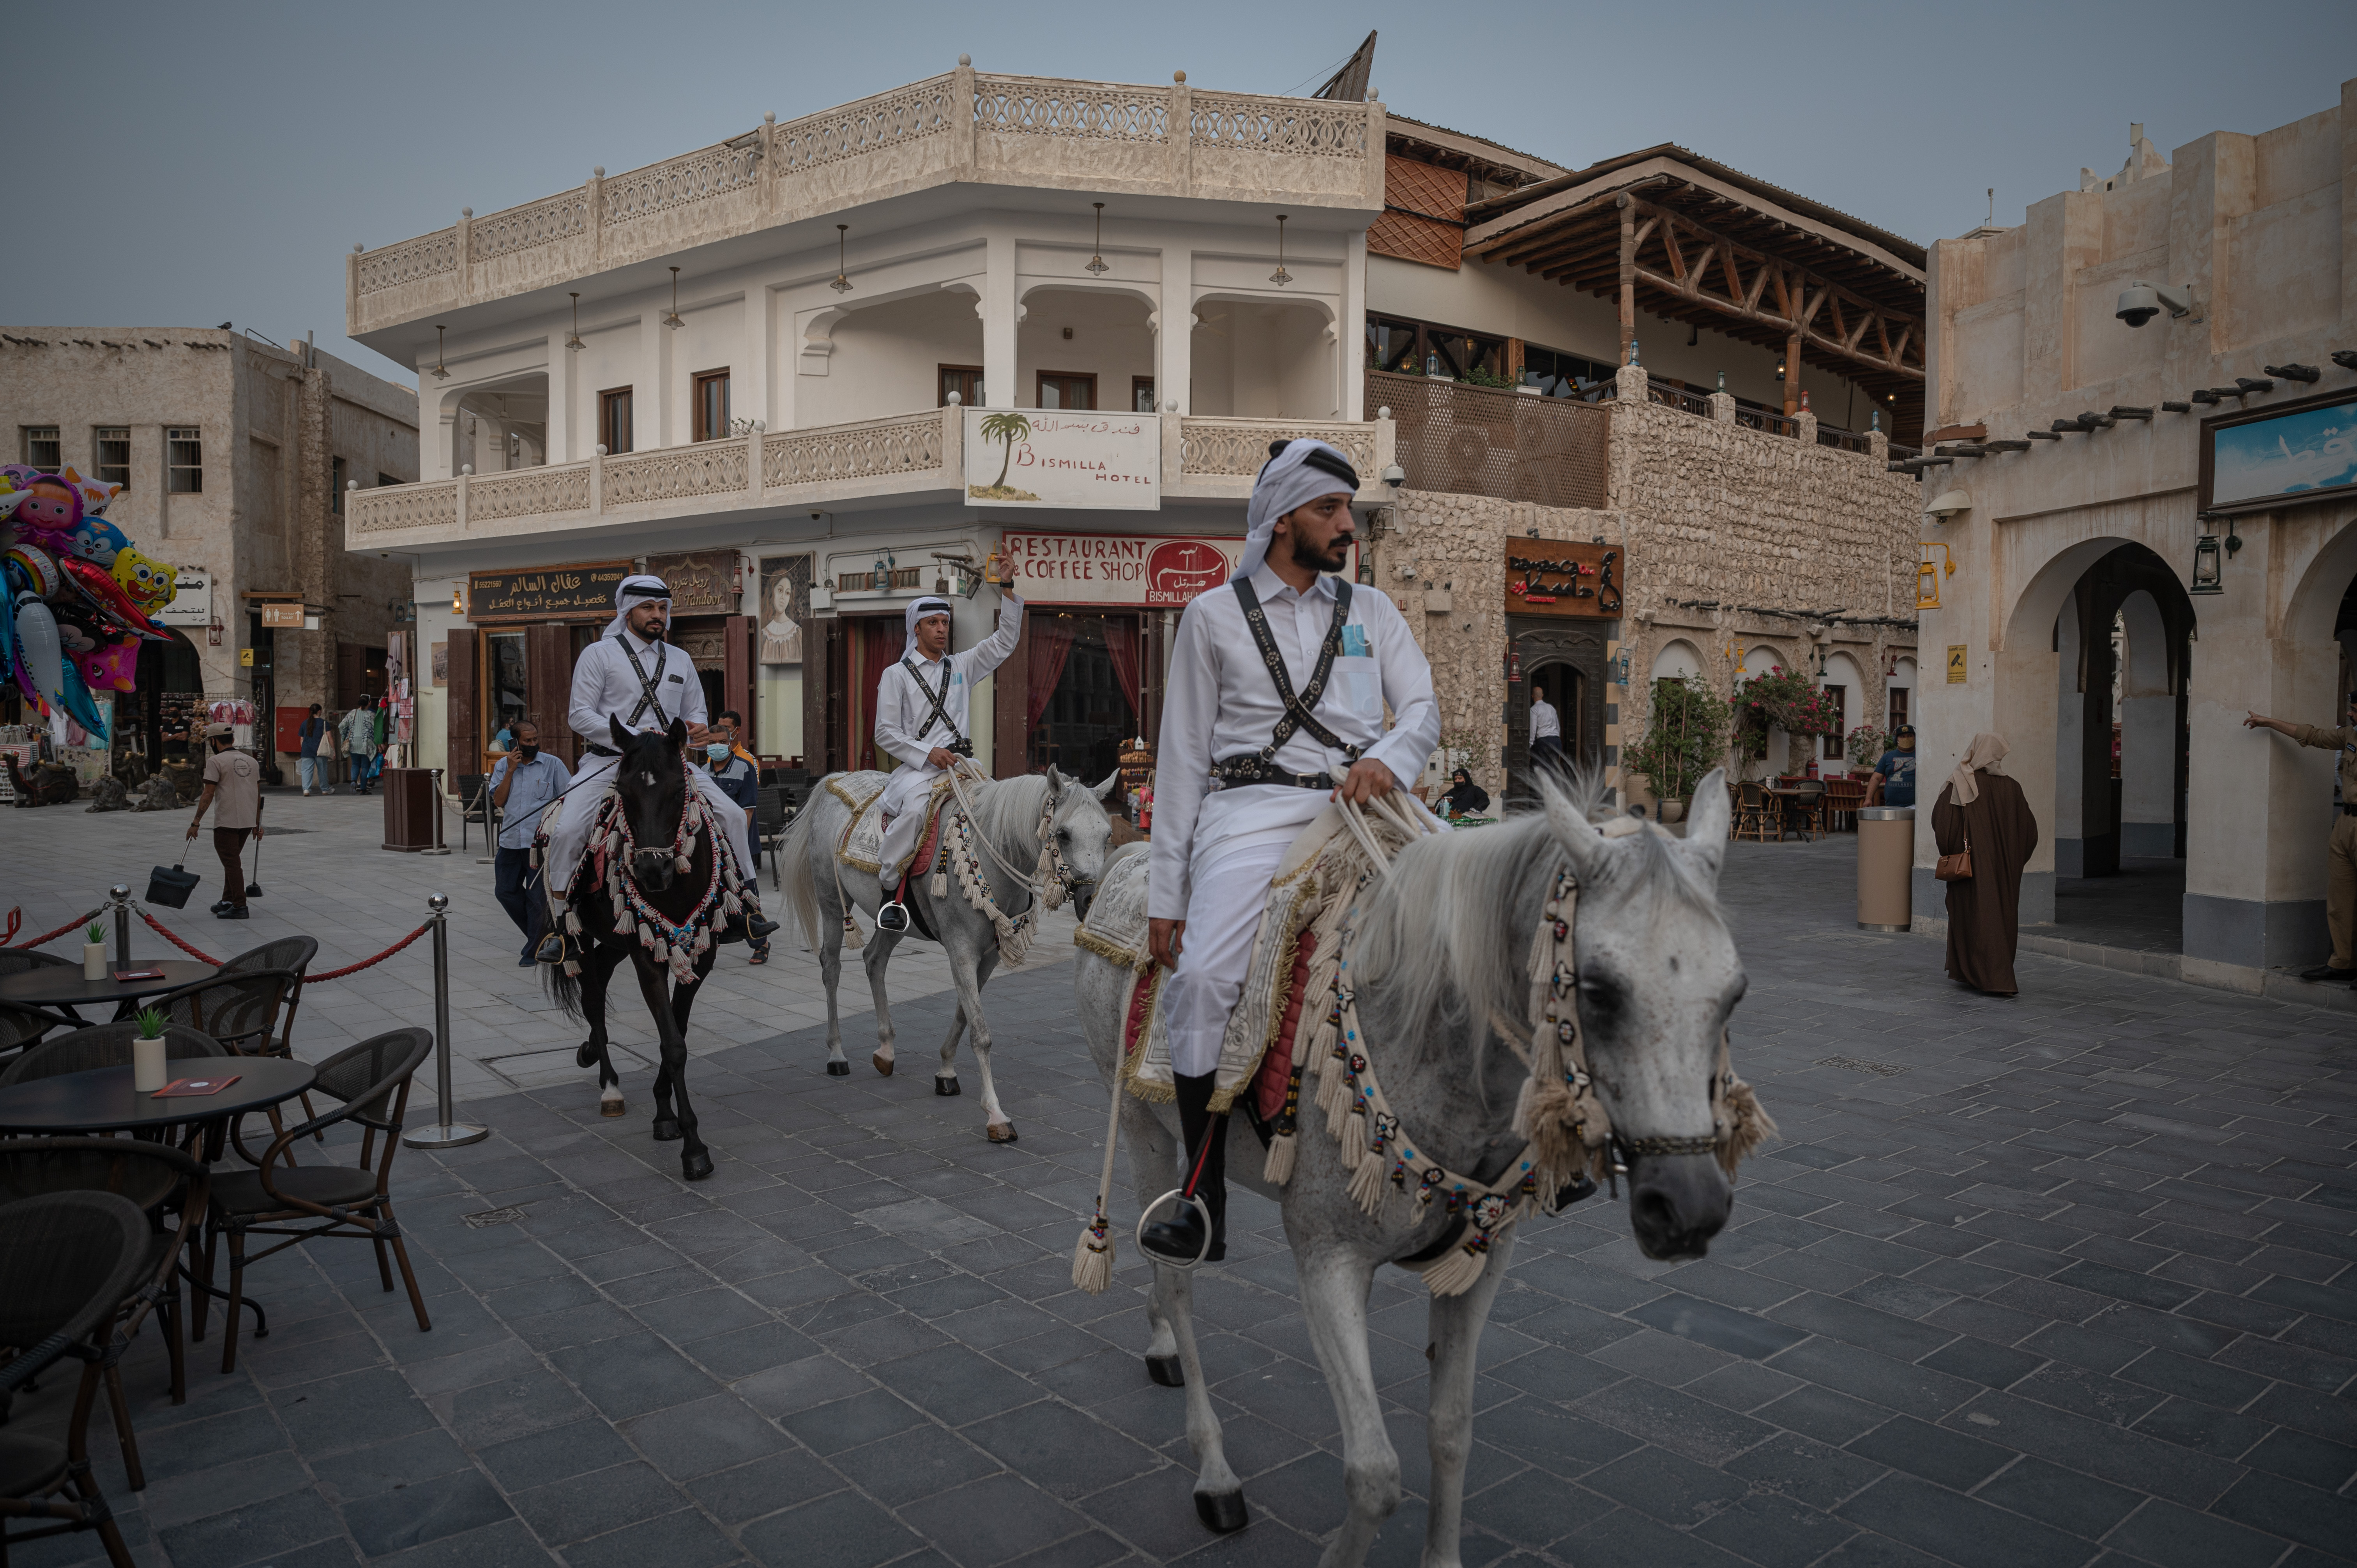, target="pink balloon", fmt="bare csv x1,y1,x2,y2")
82,639,140,692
